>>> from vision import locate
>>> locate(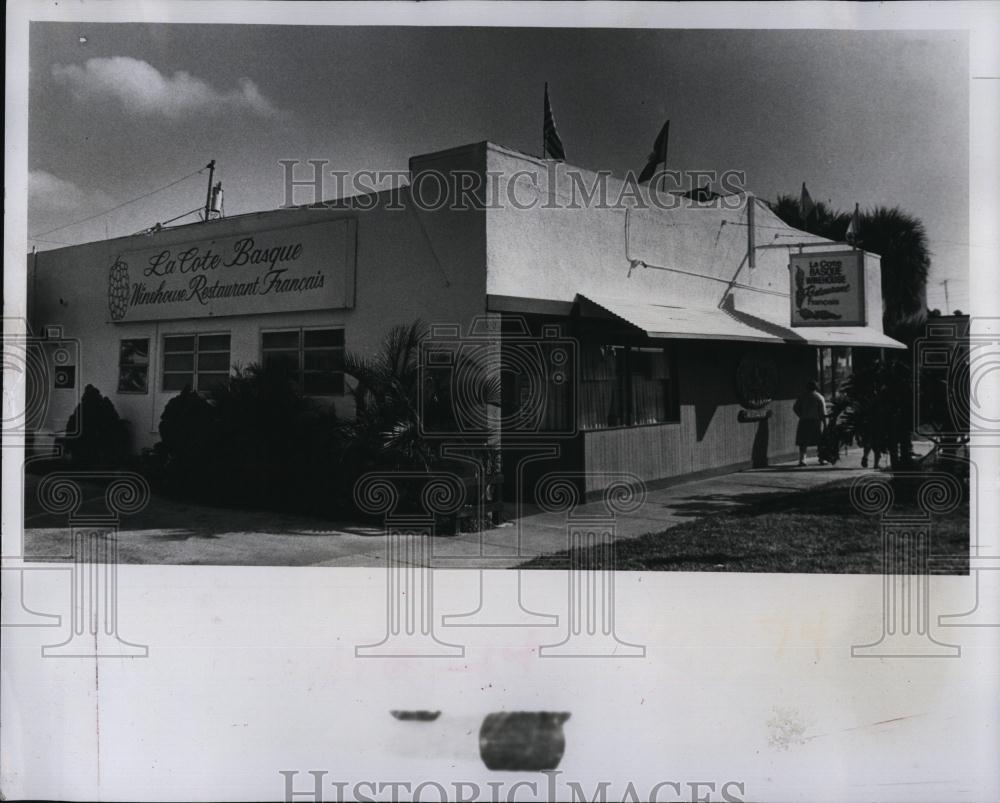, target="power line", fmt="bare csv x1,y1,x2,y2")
133,206,205,235
29,166,207,240
28,235,72,245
